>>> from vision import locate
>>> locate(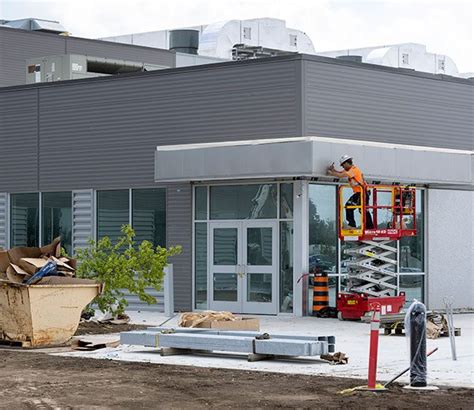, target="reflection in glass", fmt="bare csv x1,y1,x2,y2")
195,223,207,309
195,186,207,220
280,183,293,219
10,193,39,247
213,228,238,265
213,273,238,301
132,189,166,247
280,221,293,313
97,190,129,244
328,276,337,308
399,275,424,307
400,190,424,272
247,227,272,266
42,192,72,254
248,273,272,302
308,185,337,274
210,184,277,219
